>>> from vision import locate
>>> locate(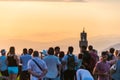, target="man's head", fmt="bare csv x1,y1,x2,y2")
33,51,39,57
88,45,93,51
101,51,108,61
23,48,27,54
68,46,74,54
28,48,33,55
54,46,60,56
54,46,60,53
1,49,6,55
109,48,115,54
